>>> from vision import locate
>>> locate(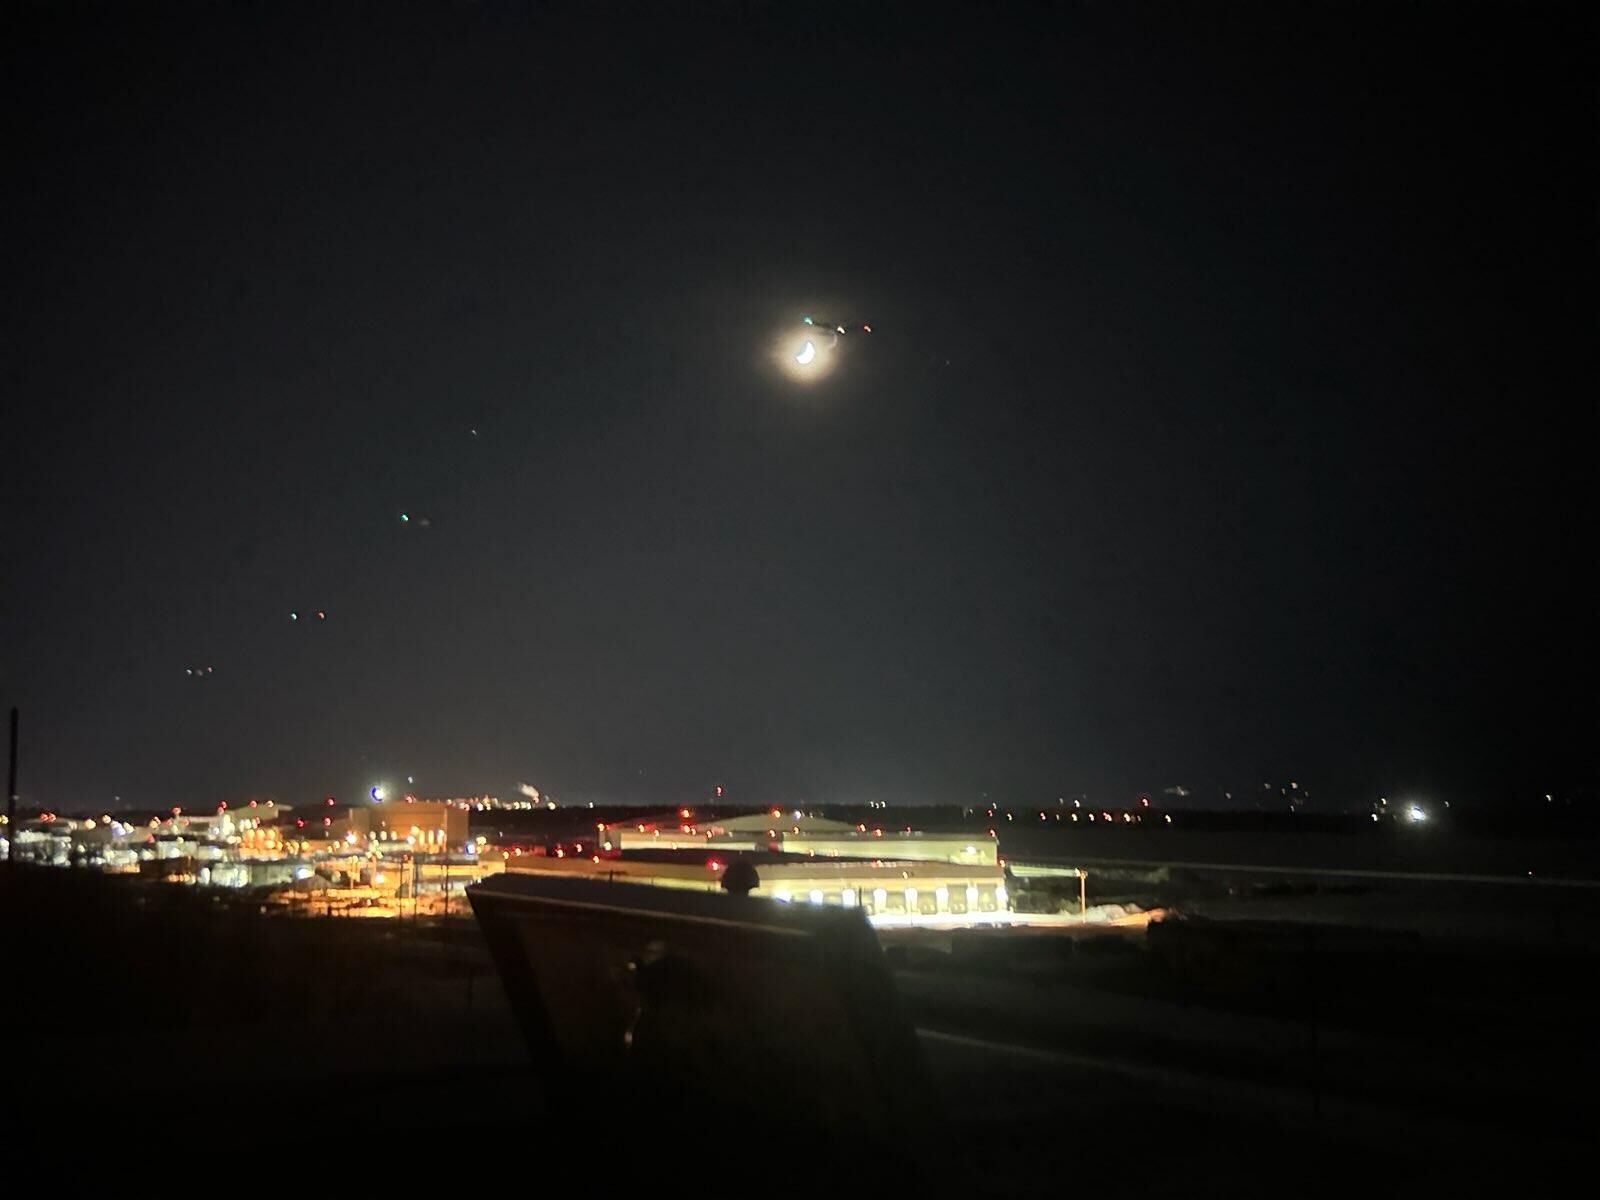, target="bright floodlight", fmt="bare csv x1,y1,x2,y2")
371,785,386,802
795,340,817,365
1406,804,1427,823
